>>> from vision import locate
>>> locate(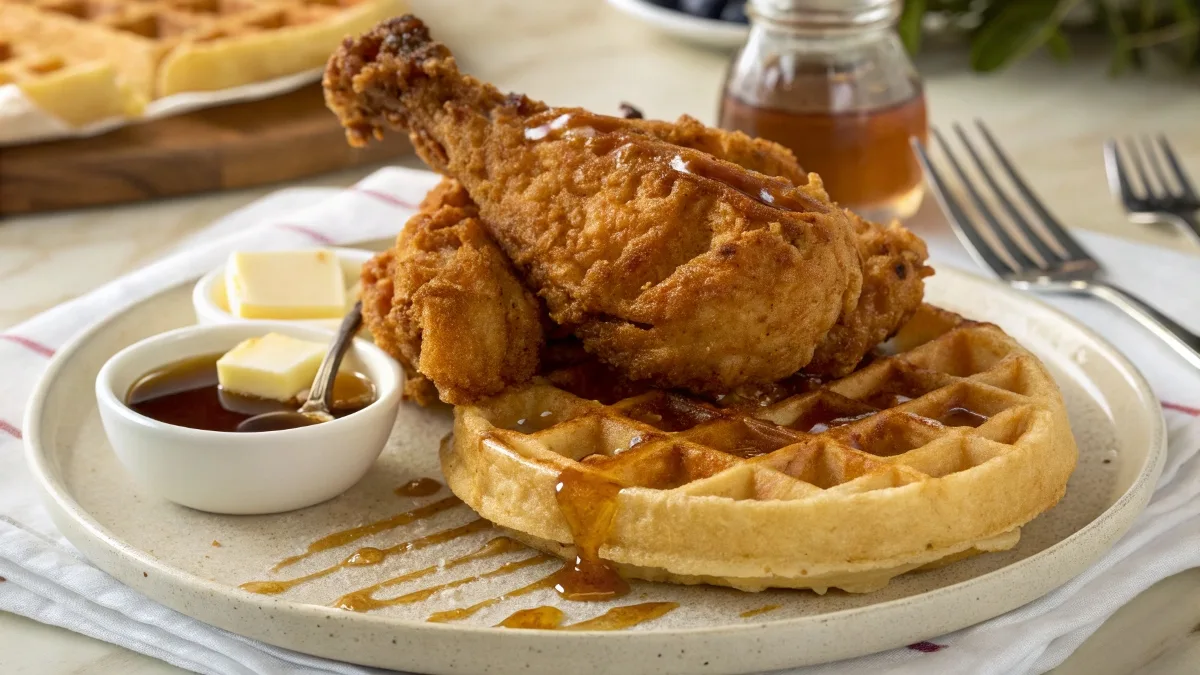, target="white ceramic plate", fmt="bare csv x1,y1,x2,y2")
25,266,1165,675
607,0,749,50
